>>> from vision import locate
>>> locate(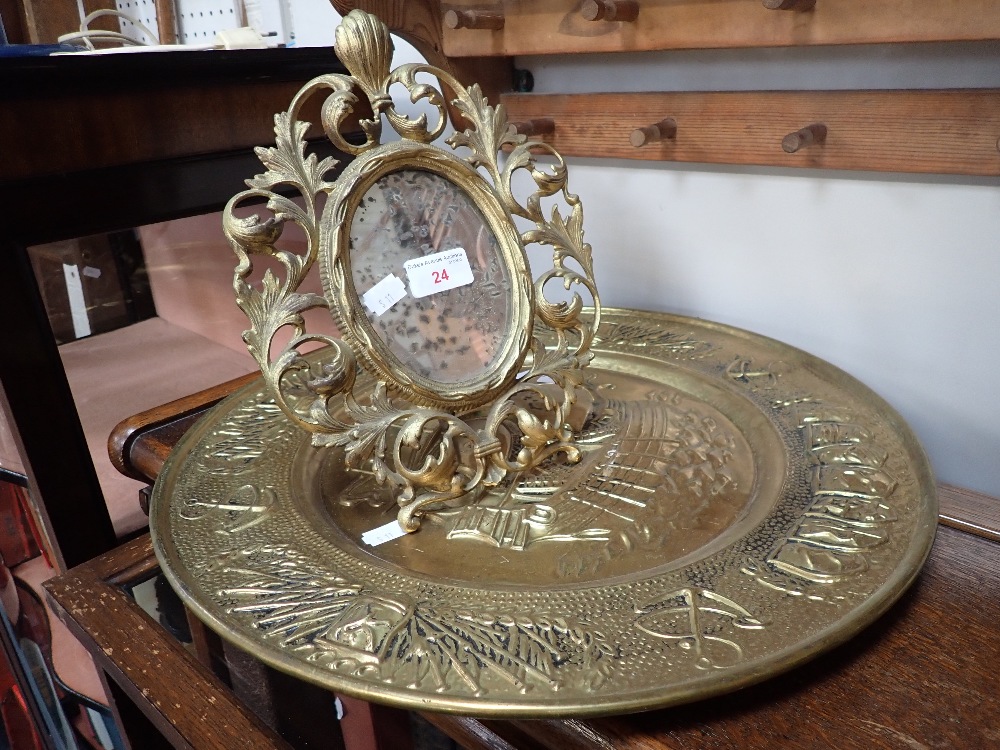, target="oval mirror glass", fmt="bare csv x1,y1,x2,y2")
348,169,514,385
